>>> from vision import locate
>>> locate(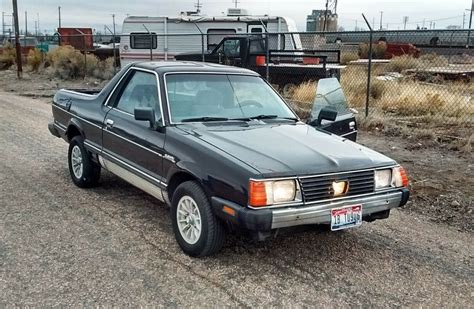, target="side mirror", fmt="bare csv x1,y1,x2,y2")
134,107,156,128
313,106,338,126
